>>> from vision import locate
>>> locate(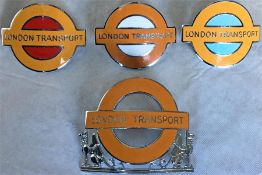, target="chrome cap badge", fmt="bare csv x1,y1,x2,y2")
182,1,260,67
95,3,176,69
2,4,86,72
